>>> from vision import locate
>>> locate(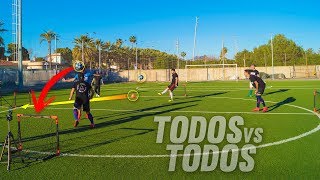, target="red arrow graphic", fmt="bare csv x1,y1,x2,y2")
31,67,74,113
